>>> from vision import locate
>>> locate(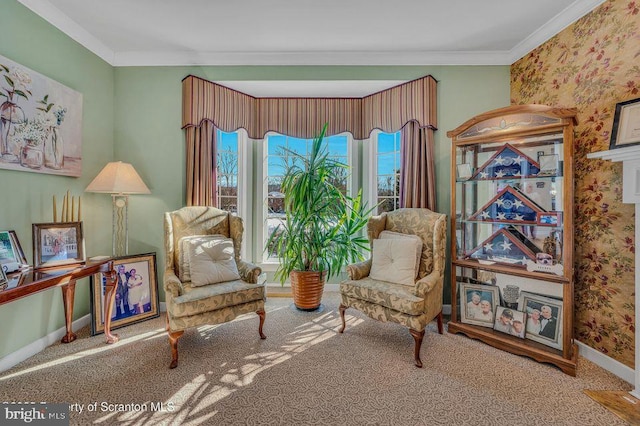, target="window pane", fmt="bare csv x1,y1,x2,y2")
377,153,395,175
219,197,237,213
268,135,286,155
378,133,395,153
378,175,395,196
327,136,348,156
219,131,238,152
